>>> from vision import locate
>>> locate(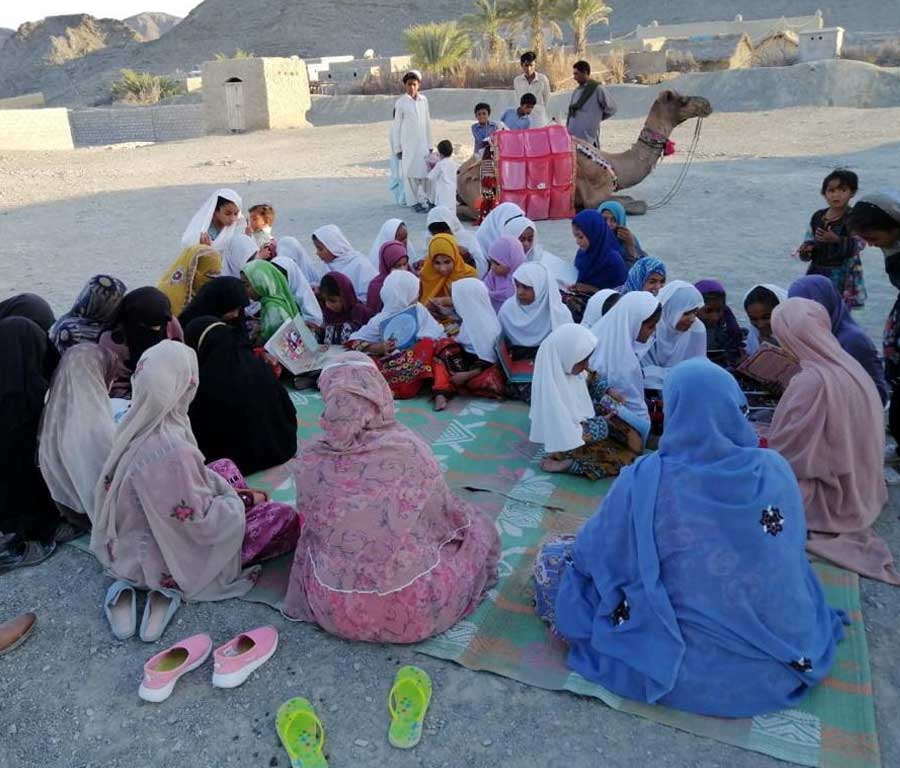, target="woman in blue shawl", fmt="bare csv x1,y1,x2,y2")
623,255,667,294
567,210,628,323
598,201,648,266
536,358,844,717
788,275,887,405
